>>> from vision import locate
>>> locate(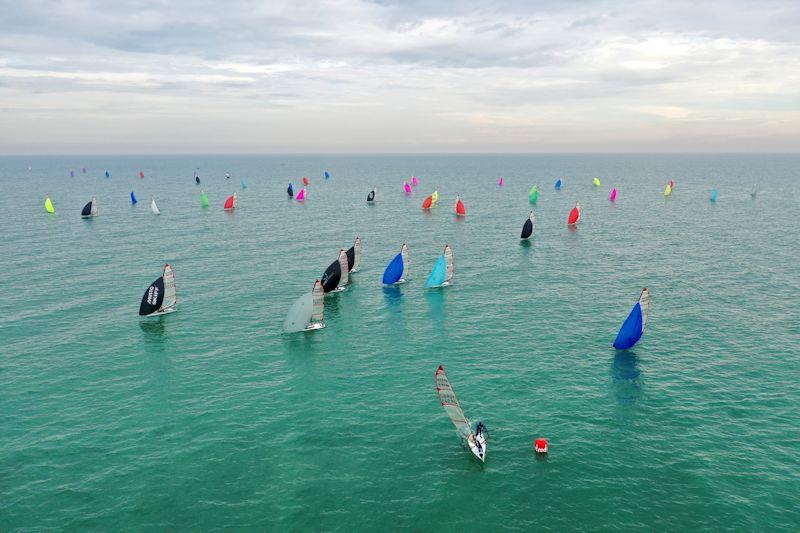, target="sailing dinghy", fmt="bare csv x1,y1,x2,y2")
435,365,487,462
150,198,161,215
321,249,349,293
367,188,376,202
567,202,581,225
283,280,326,332
404,181,412,194
346,236,362,273
200,190,209,207
454,196,466,216
139,264,177,316
130,191,138,205
613,288,651,350
224,193,237,210
664,183,672,196
81,197,98,217
609,187,617,202
424,244,454,288
287,183,294,198
382,243,409,285
521,211,535,239
45,197,55,213
296,188,306,202
555,178,562,190
529,185,539,204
